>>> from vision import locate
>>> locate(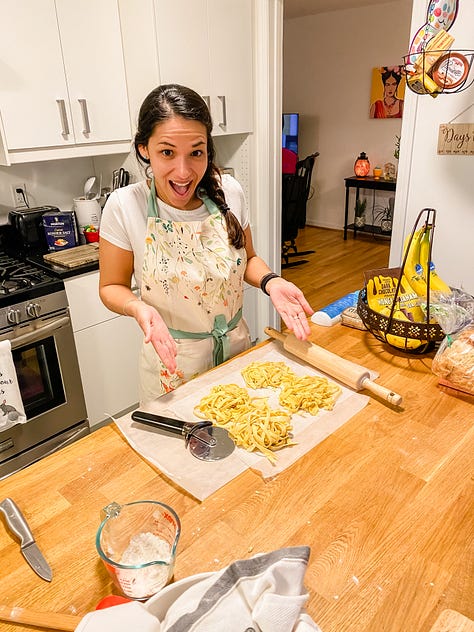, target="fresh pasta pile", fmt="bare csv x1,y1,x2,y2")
195,361,342,464
279,376,342,414
242,361,342,414
241,361,295,389
194,384,293,464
